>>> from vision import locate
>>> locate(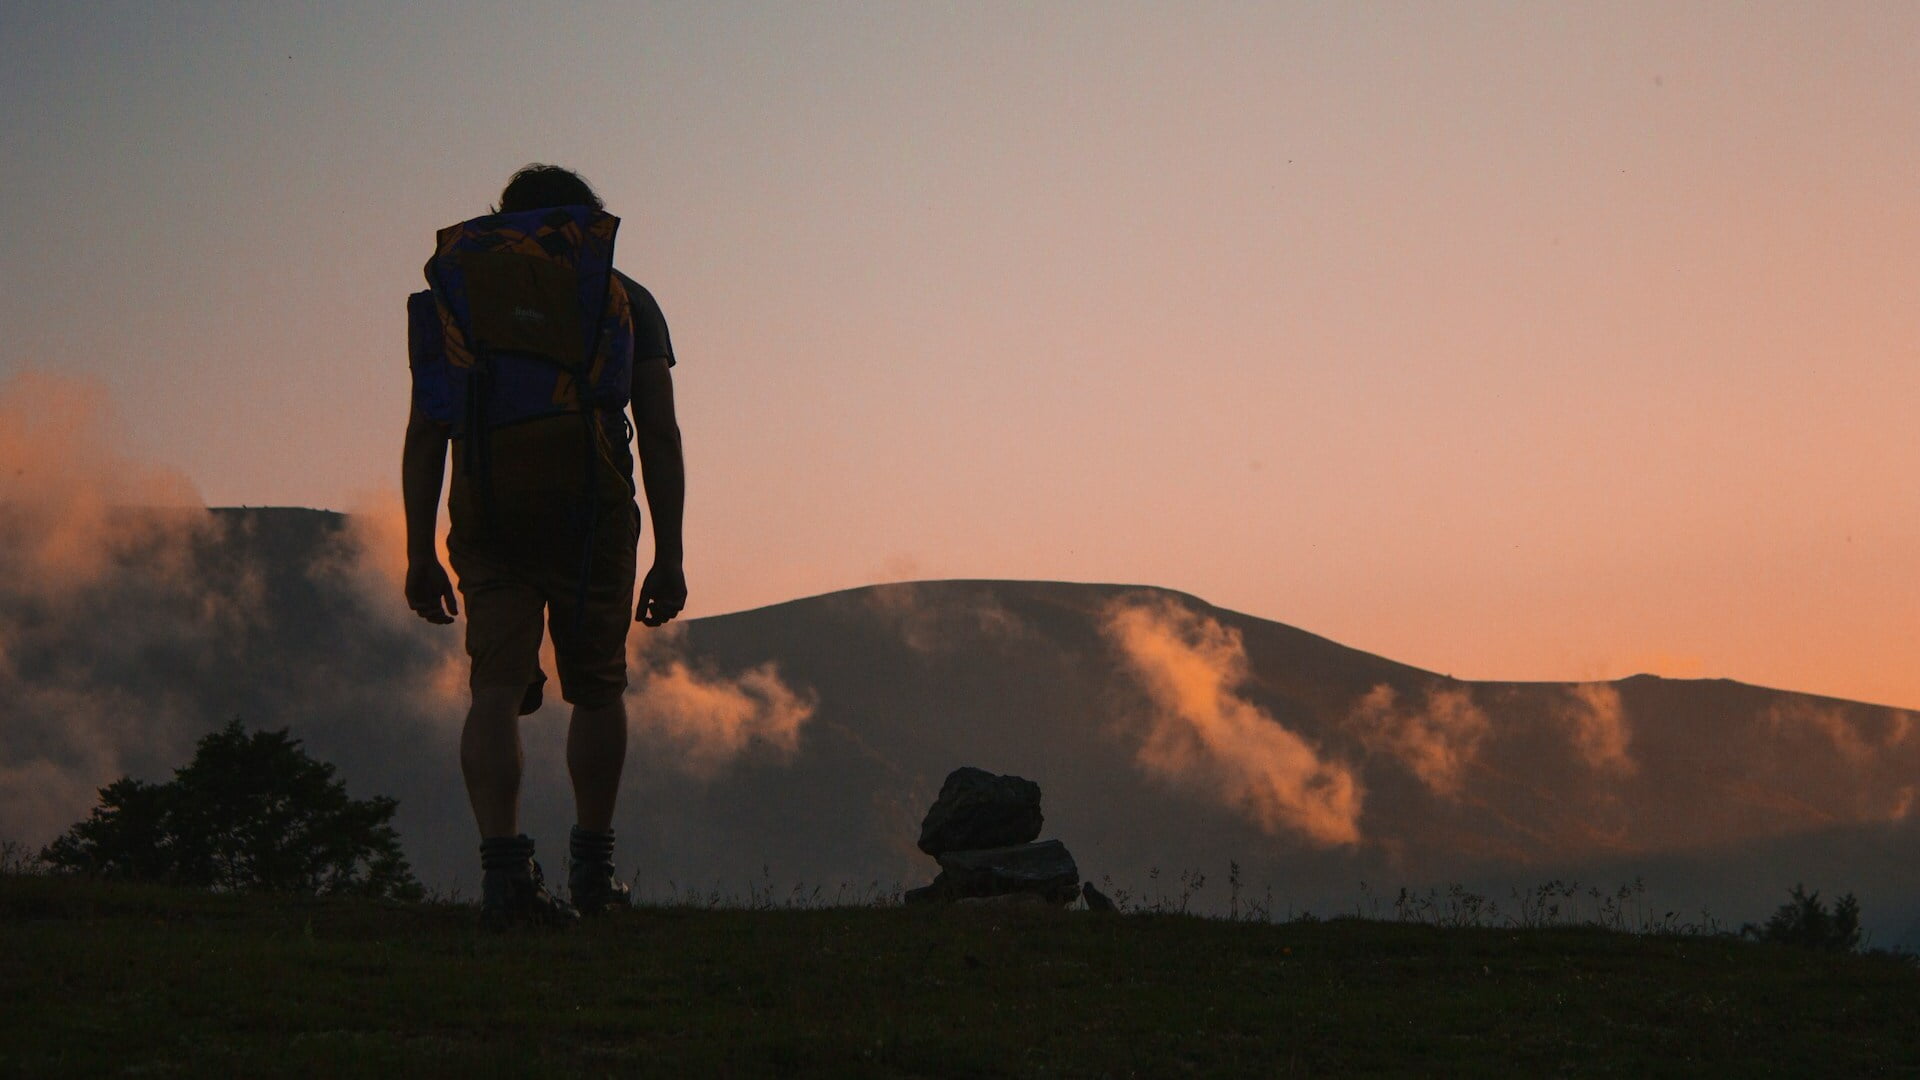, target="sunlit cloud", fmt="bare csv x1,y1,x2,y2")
1346,683,1491,798
1102,595,1362,846
1560,683,1635,774
626,629,816,777
1765,699,1911,764
0,370,205,590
